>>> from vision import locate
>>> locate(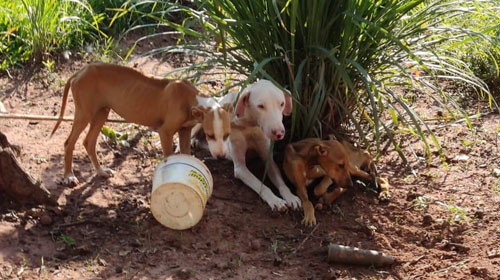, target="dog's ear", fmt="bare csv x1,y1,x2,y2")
283,90,293,116
221,103,234,114
191,106,208,122
235,90,250,117
314,144,328,157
